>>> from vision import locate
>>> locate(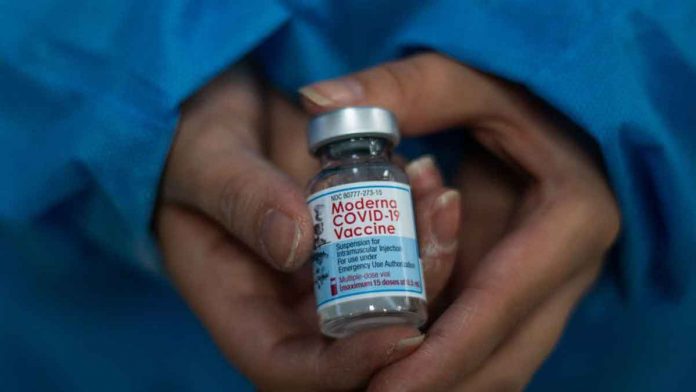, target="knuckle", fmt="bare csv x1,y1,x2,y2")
193,116,260,154
379,60,422,106
217,169,264,234
378,55,448,126
552,181,621,250
411,52,455,75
